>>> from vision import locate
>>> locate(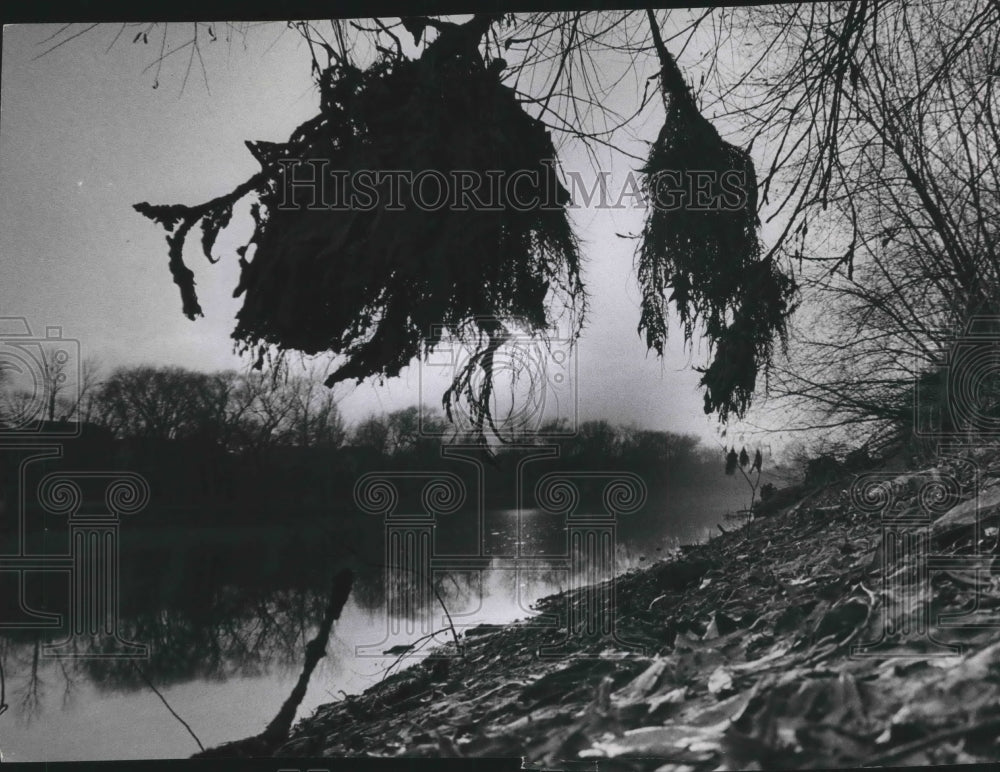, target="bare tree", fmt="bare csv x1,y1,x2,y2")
284,368,347,449
57,356,103,424
35,4,1000,444
0,351,100,427
757,0,1000,450
93,365,215,440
